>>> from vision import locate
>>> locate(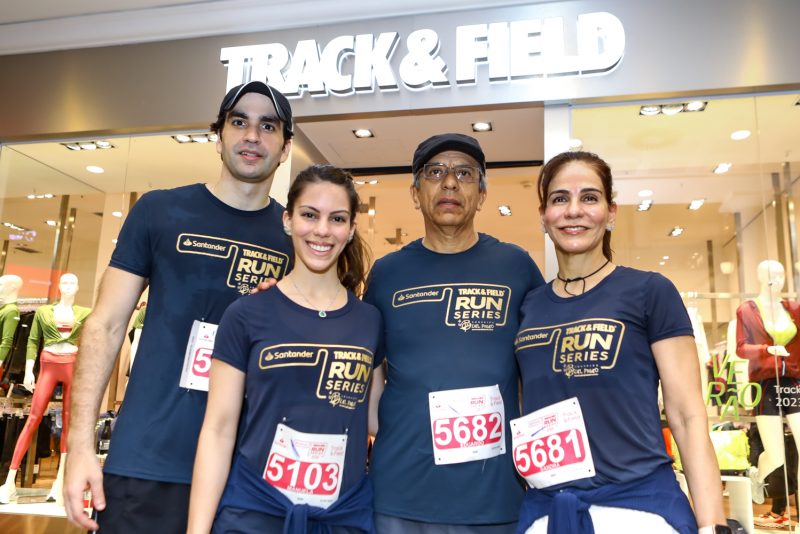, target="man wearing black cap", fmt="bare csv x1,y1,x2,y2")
63,81,294,533
365,133,545,532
